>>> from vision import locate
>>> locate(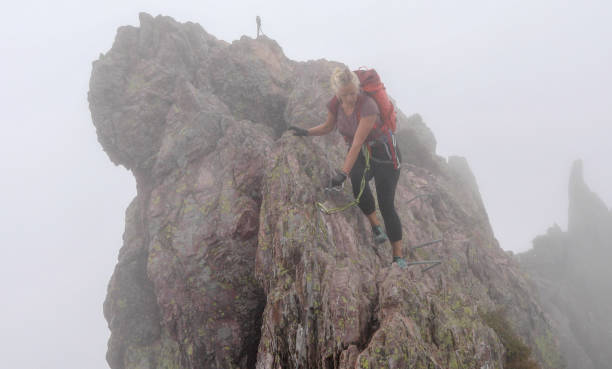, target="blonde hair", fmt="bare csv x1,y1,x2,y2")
330,66,360,95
